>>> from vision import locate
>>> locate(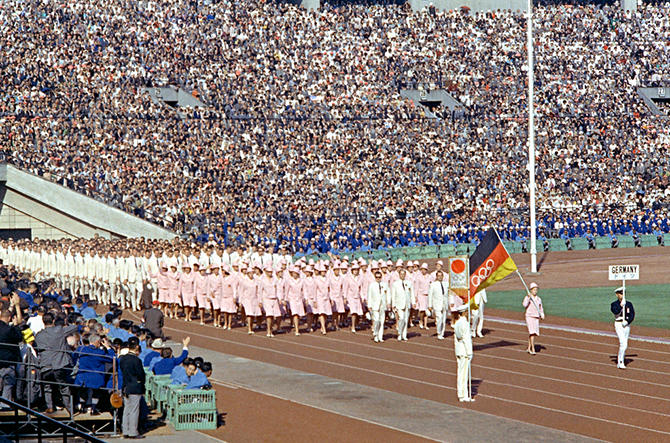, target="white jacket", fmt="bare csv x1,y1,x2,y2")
428,280,449,312
391,279,415,311
454,315,473,357
367,280,390,311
